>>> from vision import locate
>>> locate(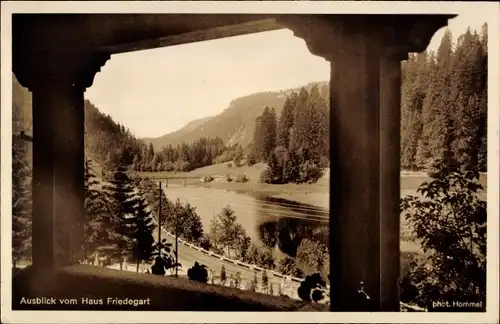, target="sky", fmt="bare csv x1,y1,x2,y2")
85,12,487,139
